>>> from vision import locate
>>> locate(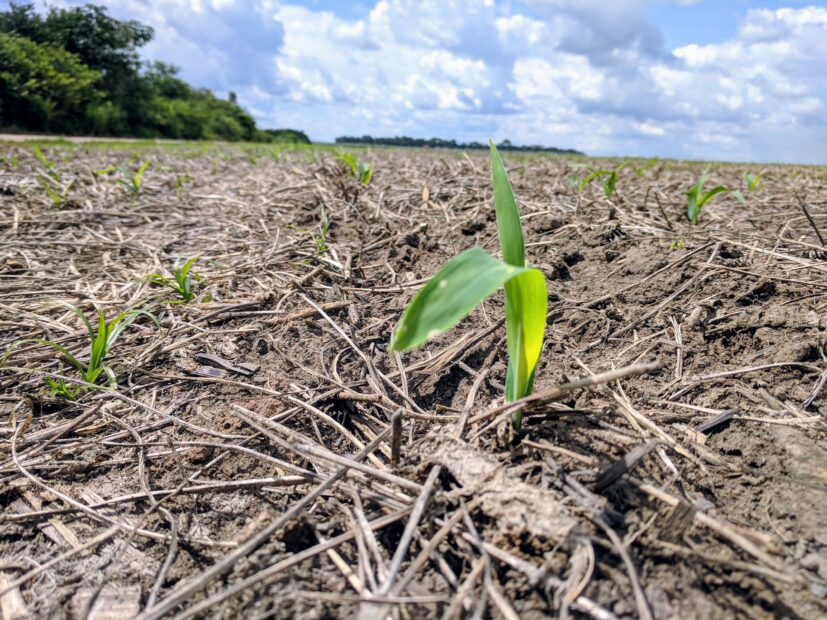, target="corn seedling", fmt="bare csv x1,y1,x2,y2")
93,165,117,176
289,206,330,255
335,152,372,185
41,178,73,208
144,256,203,302
390,141,547,429
686,167,744,225
33,146,61,181
579,165,622,199
118,159,151,196
634,158,659,177
314,206,330,254
3,302,158,397
744,172,763,192
175,173,193,191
